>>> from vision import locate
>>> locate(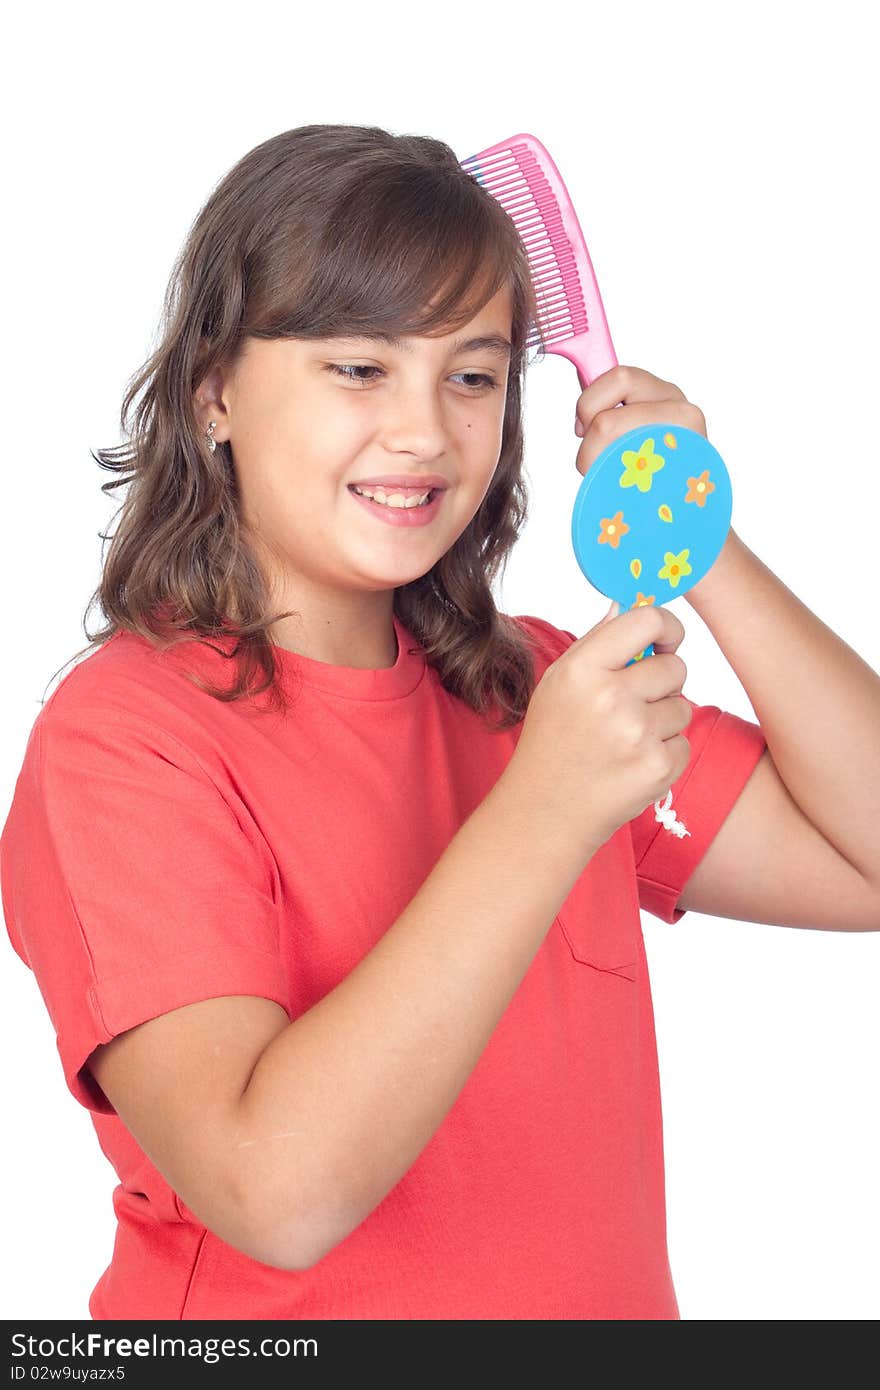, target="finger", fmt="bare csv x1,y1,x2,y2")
618,600,685,648
575,400,707,474
651,607,687,652
589,600,686,658
574,365,686,436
